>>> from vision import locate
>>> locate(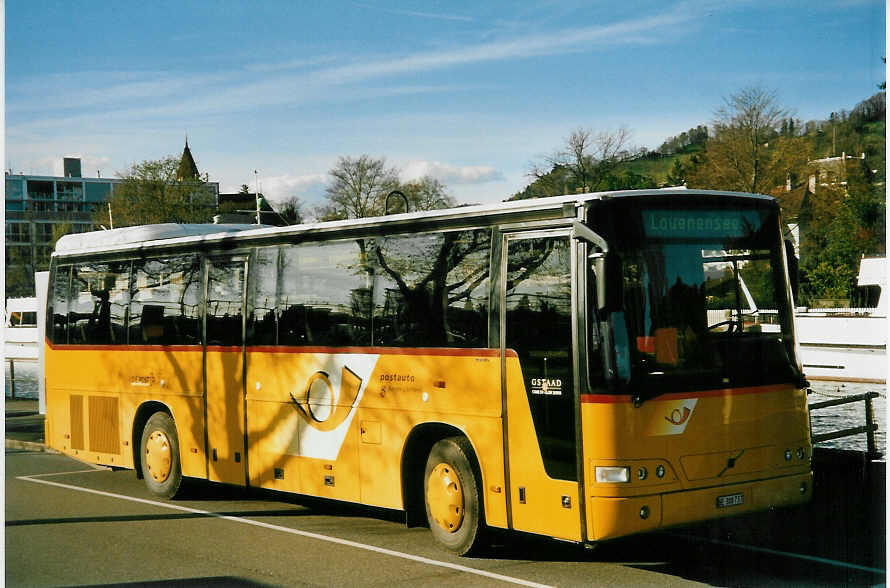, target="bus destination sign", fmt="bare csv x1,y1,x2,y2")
643,210,762,239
